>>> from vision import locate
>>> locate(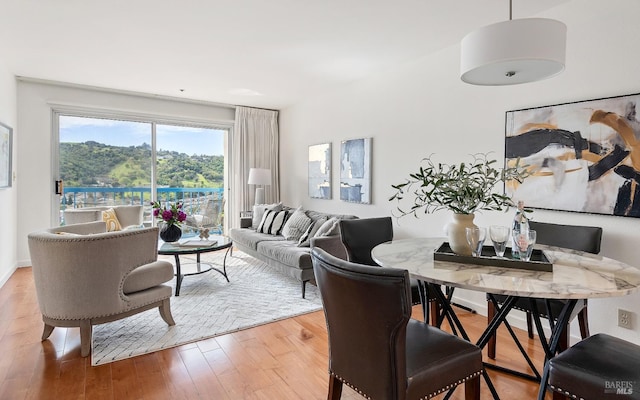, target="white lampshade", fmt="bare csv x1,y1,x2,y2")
247,168,272,186
460,18,566,86
248,168,271,205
